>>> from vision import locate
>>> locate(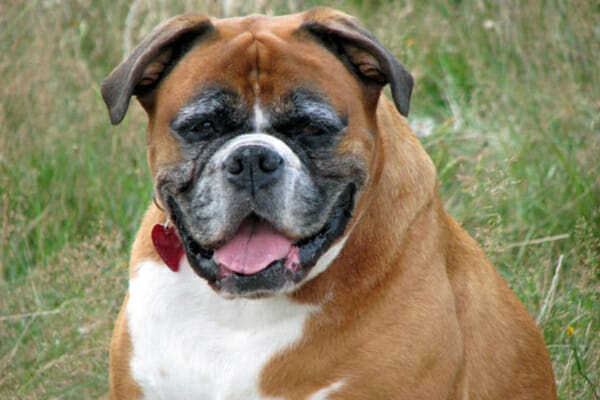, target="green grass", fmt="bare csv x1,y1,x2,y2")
1,0,598,398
